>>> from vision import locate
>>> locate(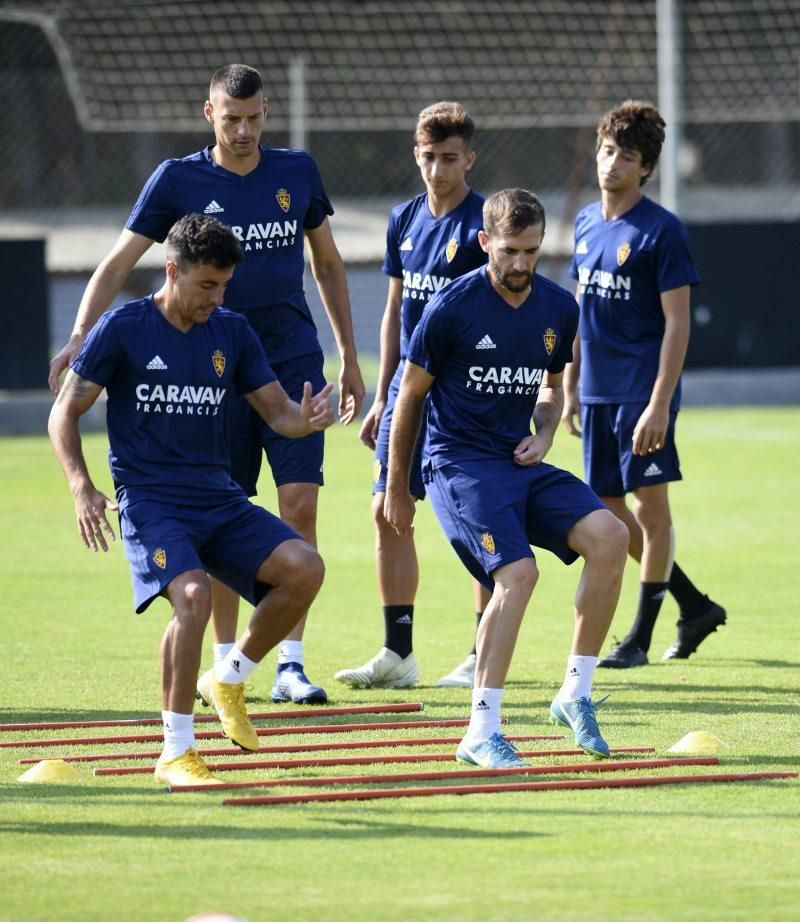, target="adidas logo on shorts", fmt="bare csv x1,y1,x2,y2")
644,462,662,477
